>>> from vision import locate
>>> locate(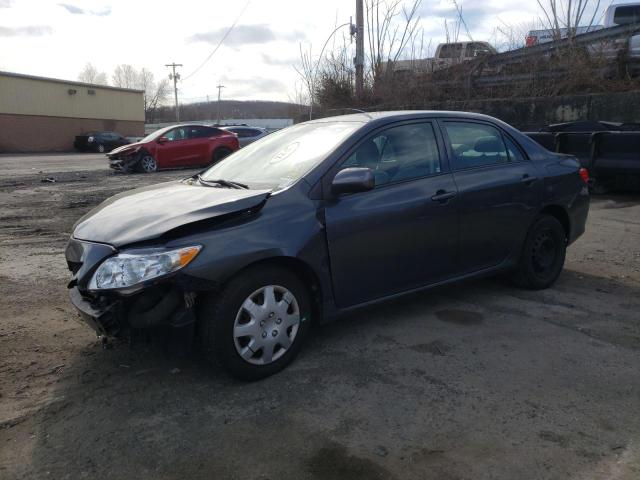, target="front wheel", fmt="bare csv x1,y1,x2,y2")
512,215,566,290
199,266,312,380
138,154,158,173
97,144,106,153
